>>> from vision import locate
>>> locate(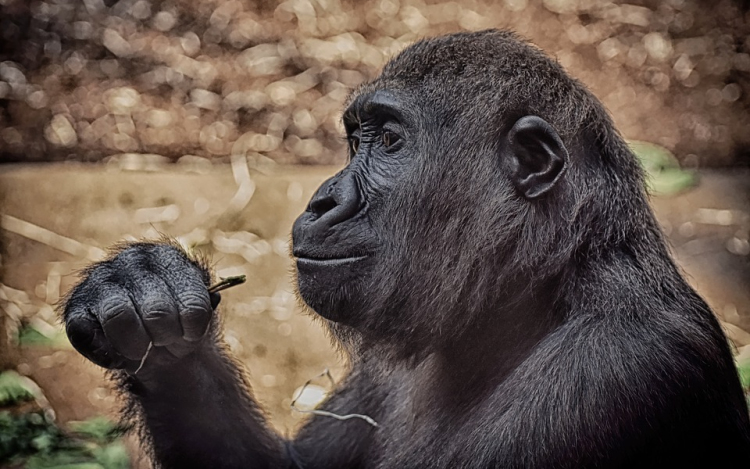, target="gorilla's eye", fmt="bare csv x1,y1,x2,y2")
382,130,400,148
349,136,360,155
